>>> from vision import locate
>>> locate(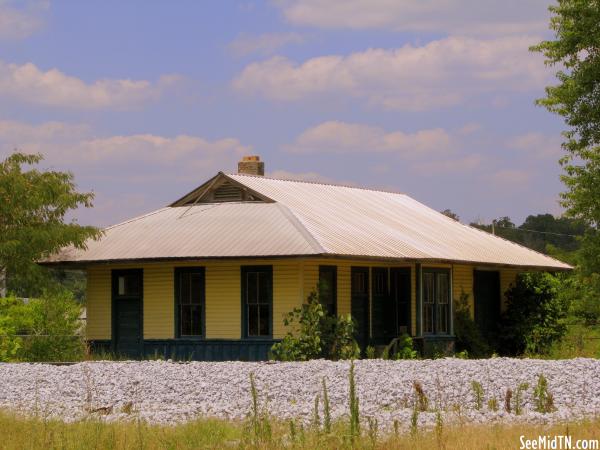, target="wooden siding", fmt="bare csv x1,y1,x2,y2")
273,261,302,338
144,265,173,339
85,258,525,342
204,263,241,339
86,266,111,339
452,264,475,318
